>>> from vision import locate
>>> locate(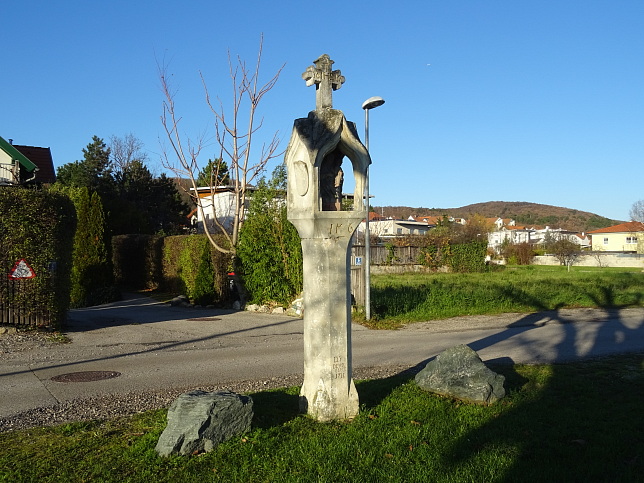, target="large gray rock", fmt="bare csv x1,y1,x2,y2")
155,390,253,457
415,345,505,404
